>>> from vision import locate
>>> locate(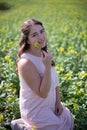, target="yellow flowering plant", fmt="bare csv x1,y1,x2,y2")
34,42,40,48
32,125,36,130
